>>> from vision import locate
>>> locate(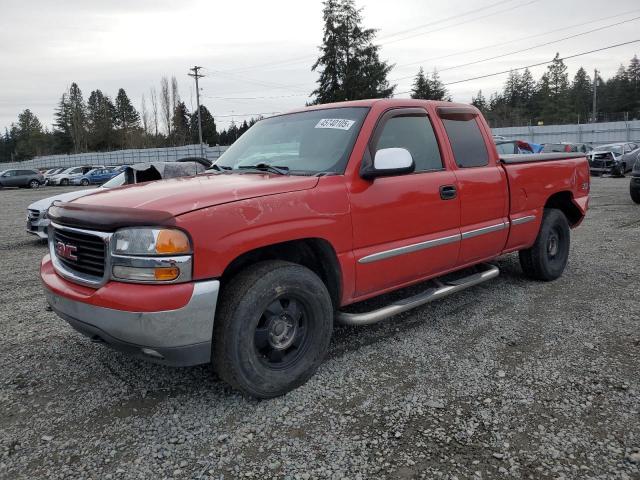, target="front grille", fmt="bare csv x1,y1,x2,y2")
28,209,41,221
53,228,106,278
590,153,614,168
